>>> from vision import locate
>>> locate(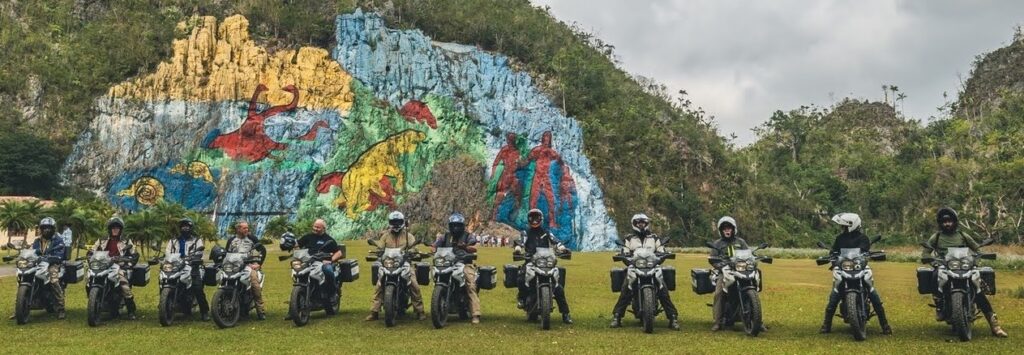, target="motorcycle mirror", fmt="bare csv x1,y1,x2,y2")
980,238,996,247
761,256,773,264
365,255,378,262
815,258,831,266
462,254,478,263
869,252,886,262
147,259,159,266
920,242,931,249
705,241,716,249
614,240,624,247
659,236,670,245
196,245,205,252
512,254,525,262
708,256,724,264
979,253,997,260
870,235,882,244
367,239,379,248
2,255,15,262
277,255,291,262
75,256,87,262
816,241,828,249
663,253,676,260
559,252,572,260
921,257,935,264
758,242,770,250
612,255,627,262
